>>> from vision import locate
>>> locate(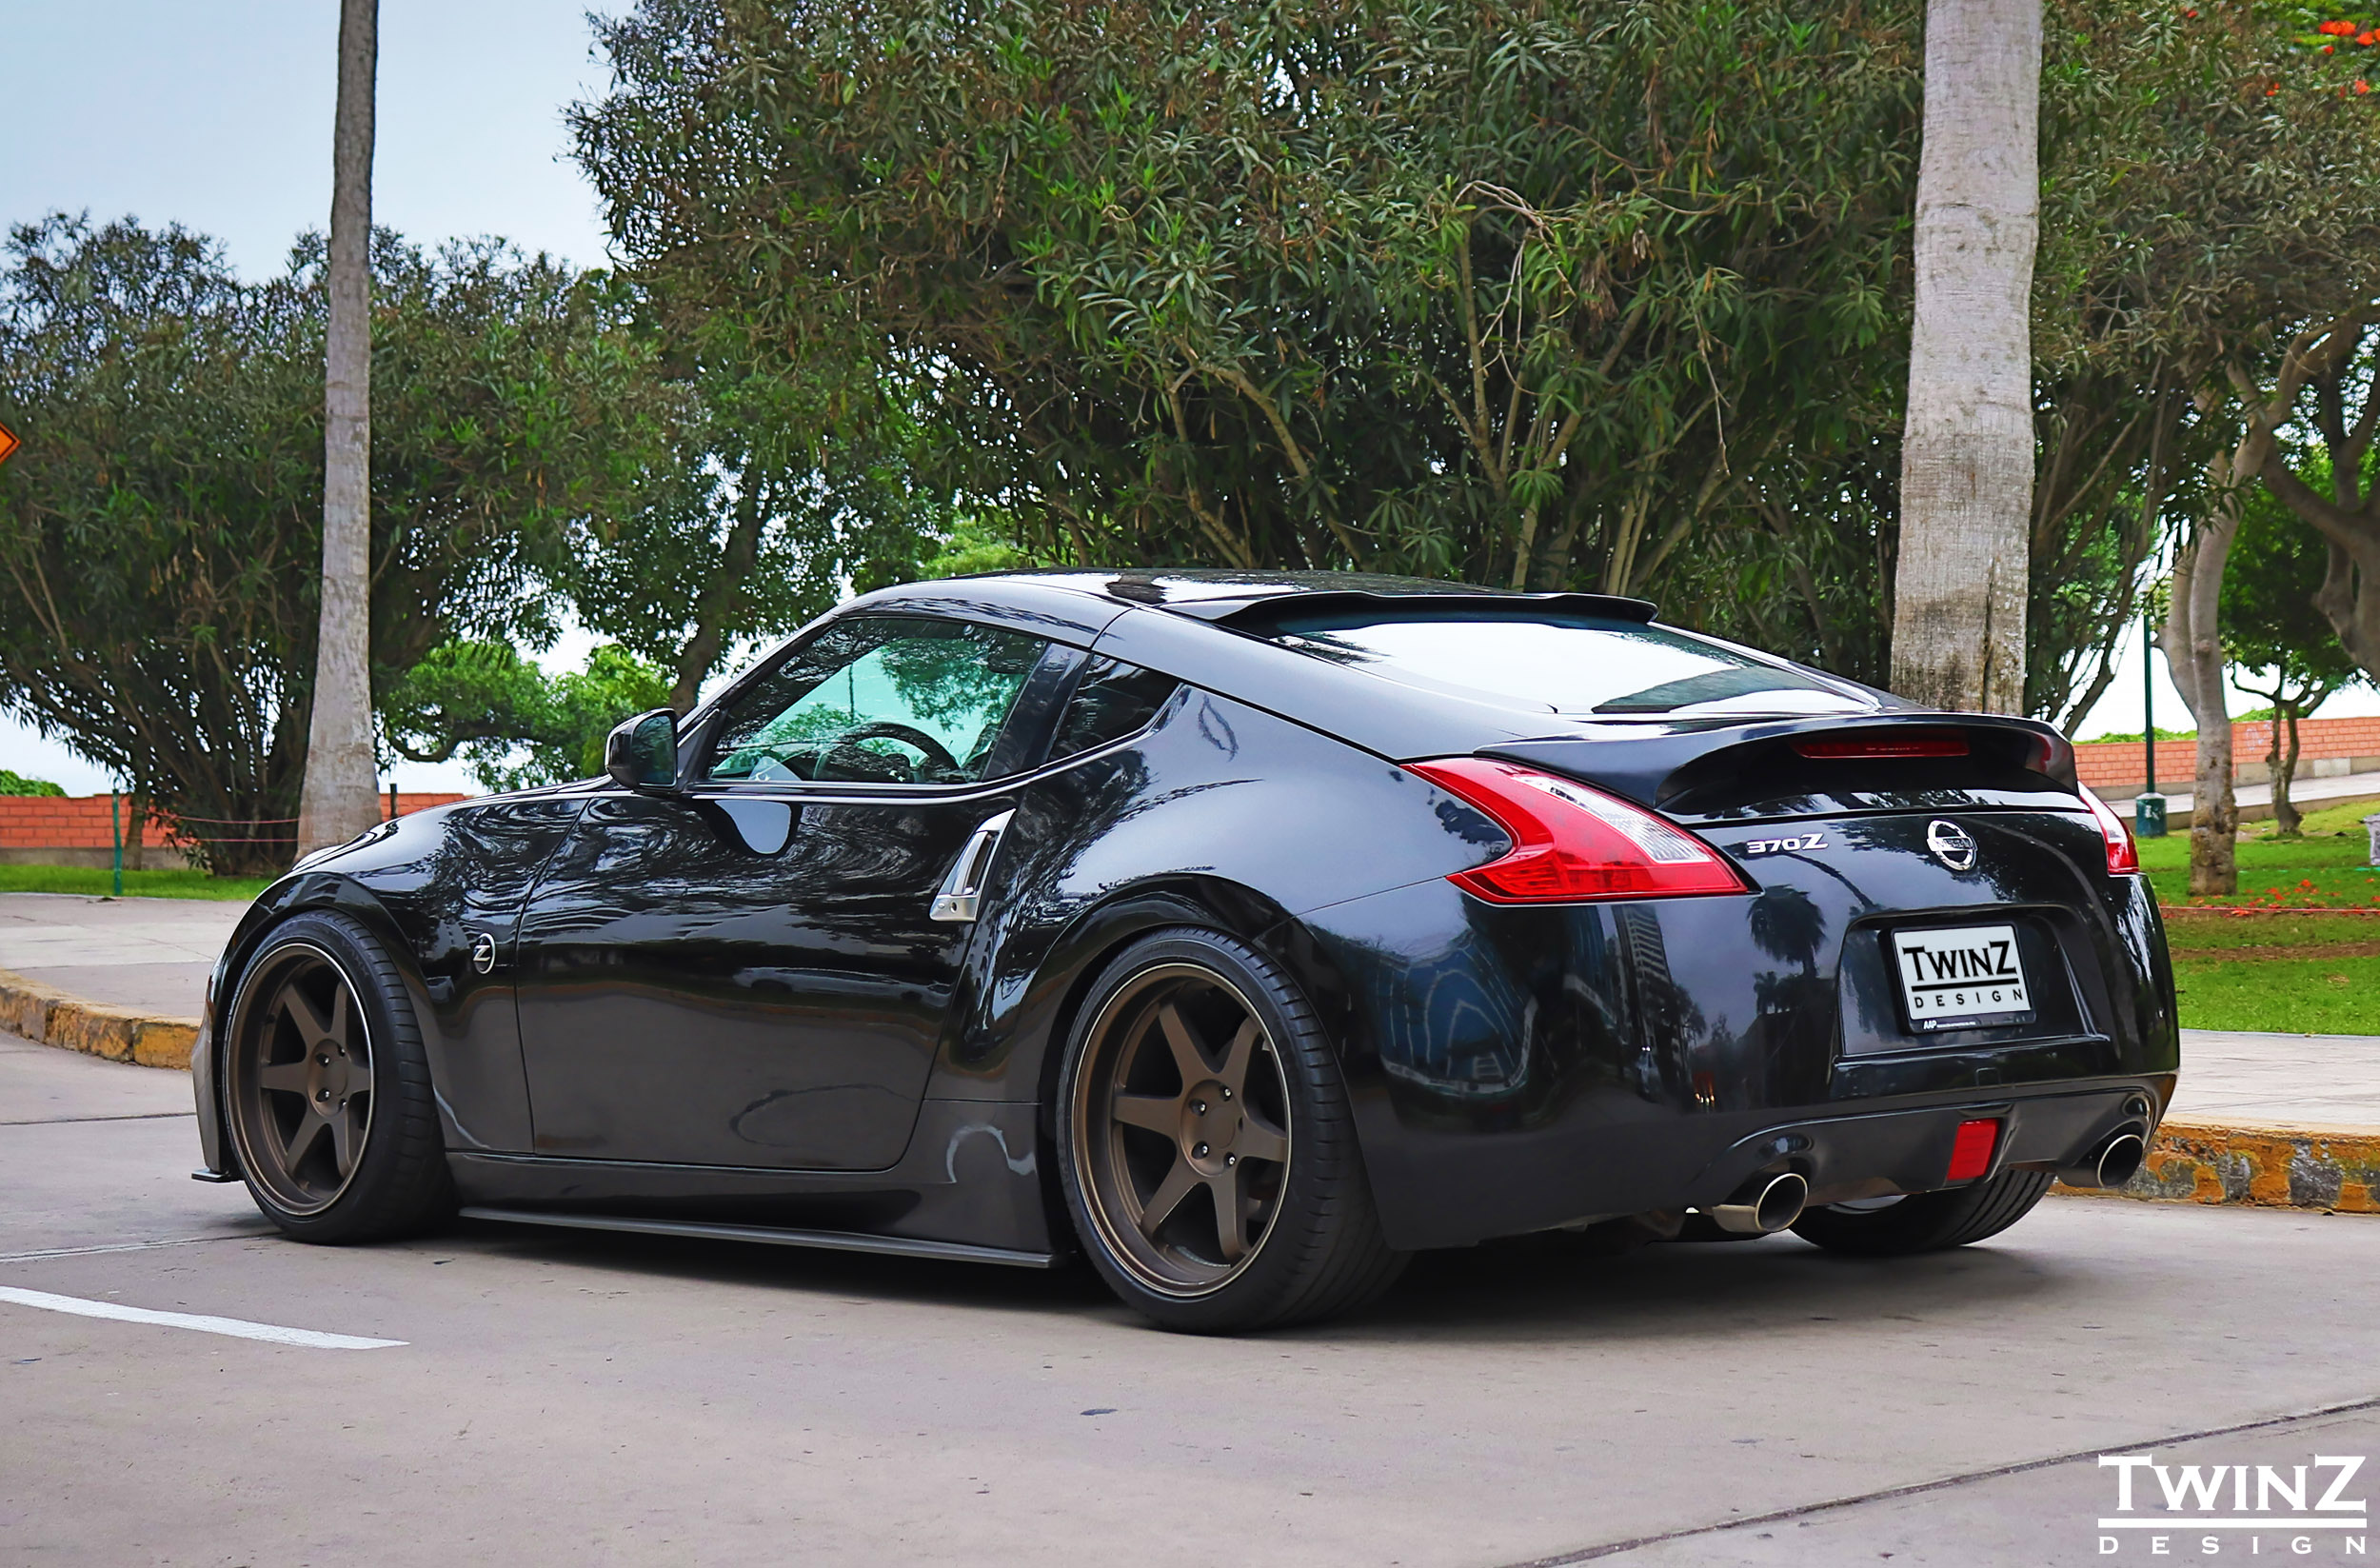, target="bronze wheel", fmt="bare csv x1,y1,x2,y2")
1071,963,1294,1295
1058,930,1405,1331
226,942,377,1217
